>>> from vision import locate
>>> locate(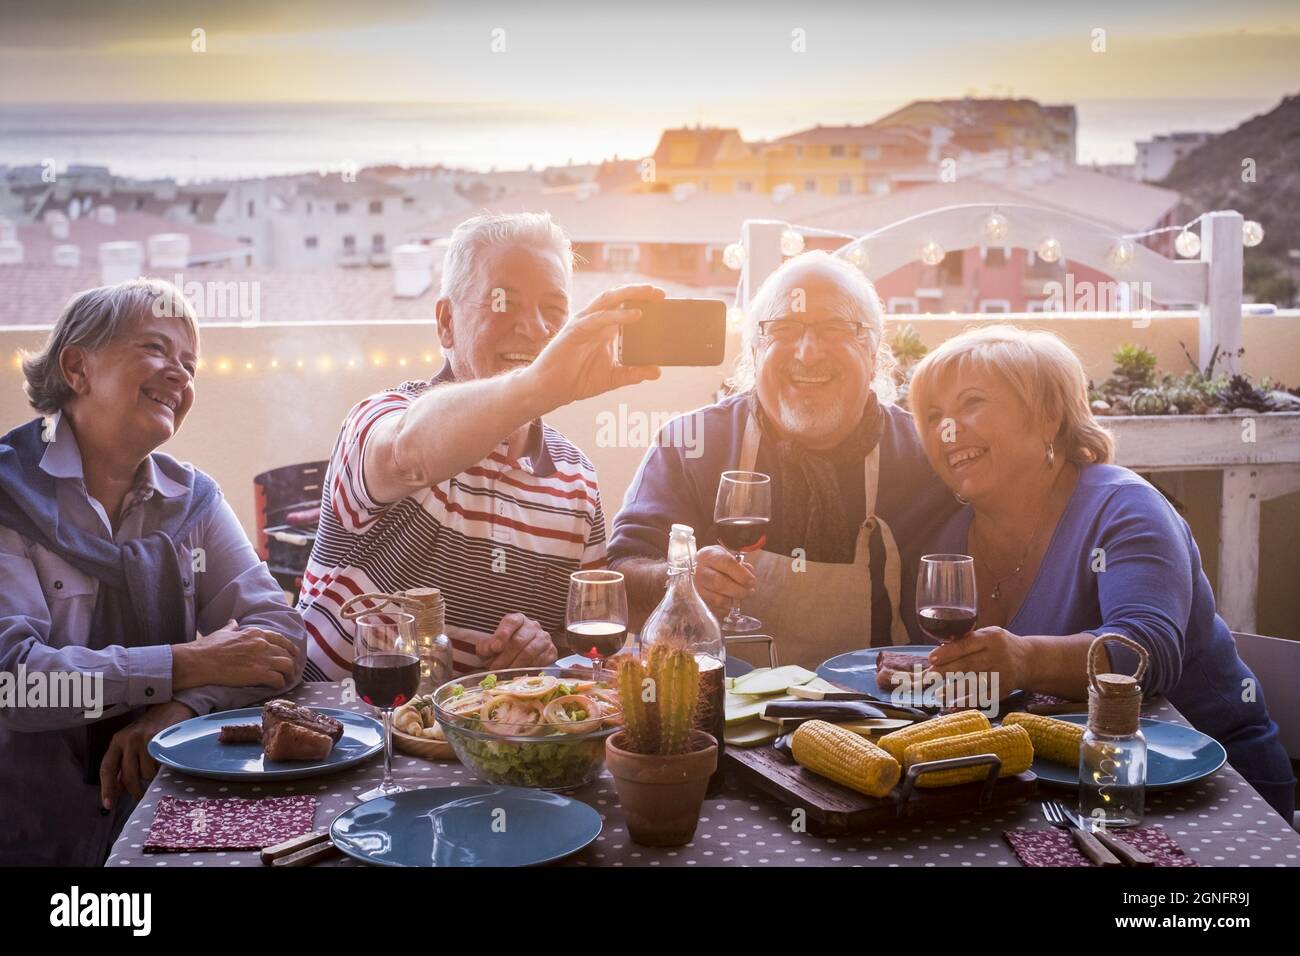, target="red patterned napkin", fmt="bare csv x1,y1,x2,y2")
1004,825,1197,867
143,795,317,853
